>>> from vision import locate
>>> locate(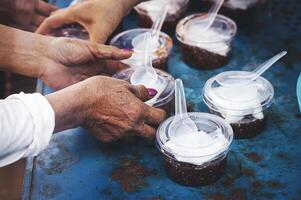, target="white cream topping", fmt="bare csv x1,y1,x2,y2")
207,83,264,123
137,0,187,22
185,25,230,56
122,35,160,68
165,131,228,165
223,0,258,10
